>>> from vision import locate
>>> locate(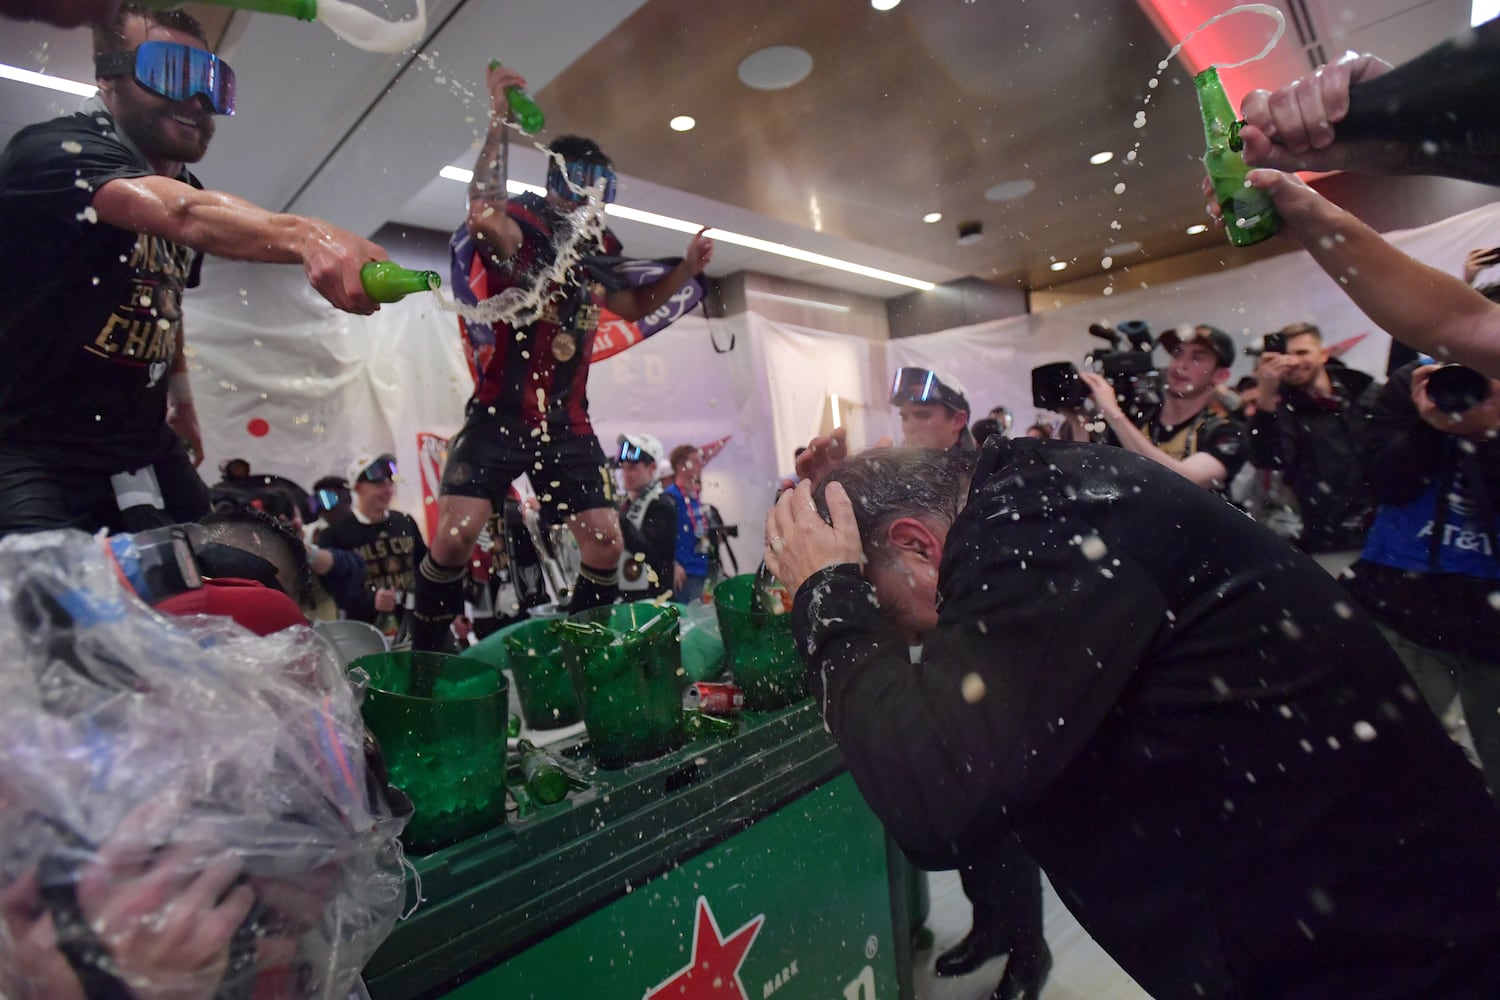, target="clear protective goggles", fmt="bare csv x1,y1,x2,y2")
889,366,967,412
618,441,654,465
547,158,617,204
355,455,398,484
95,40,236,116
